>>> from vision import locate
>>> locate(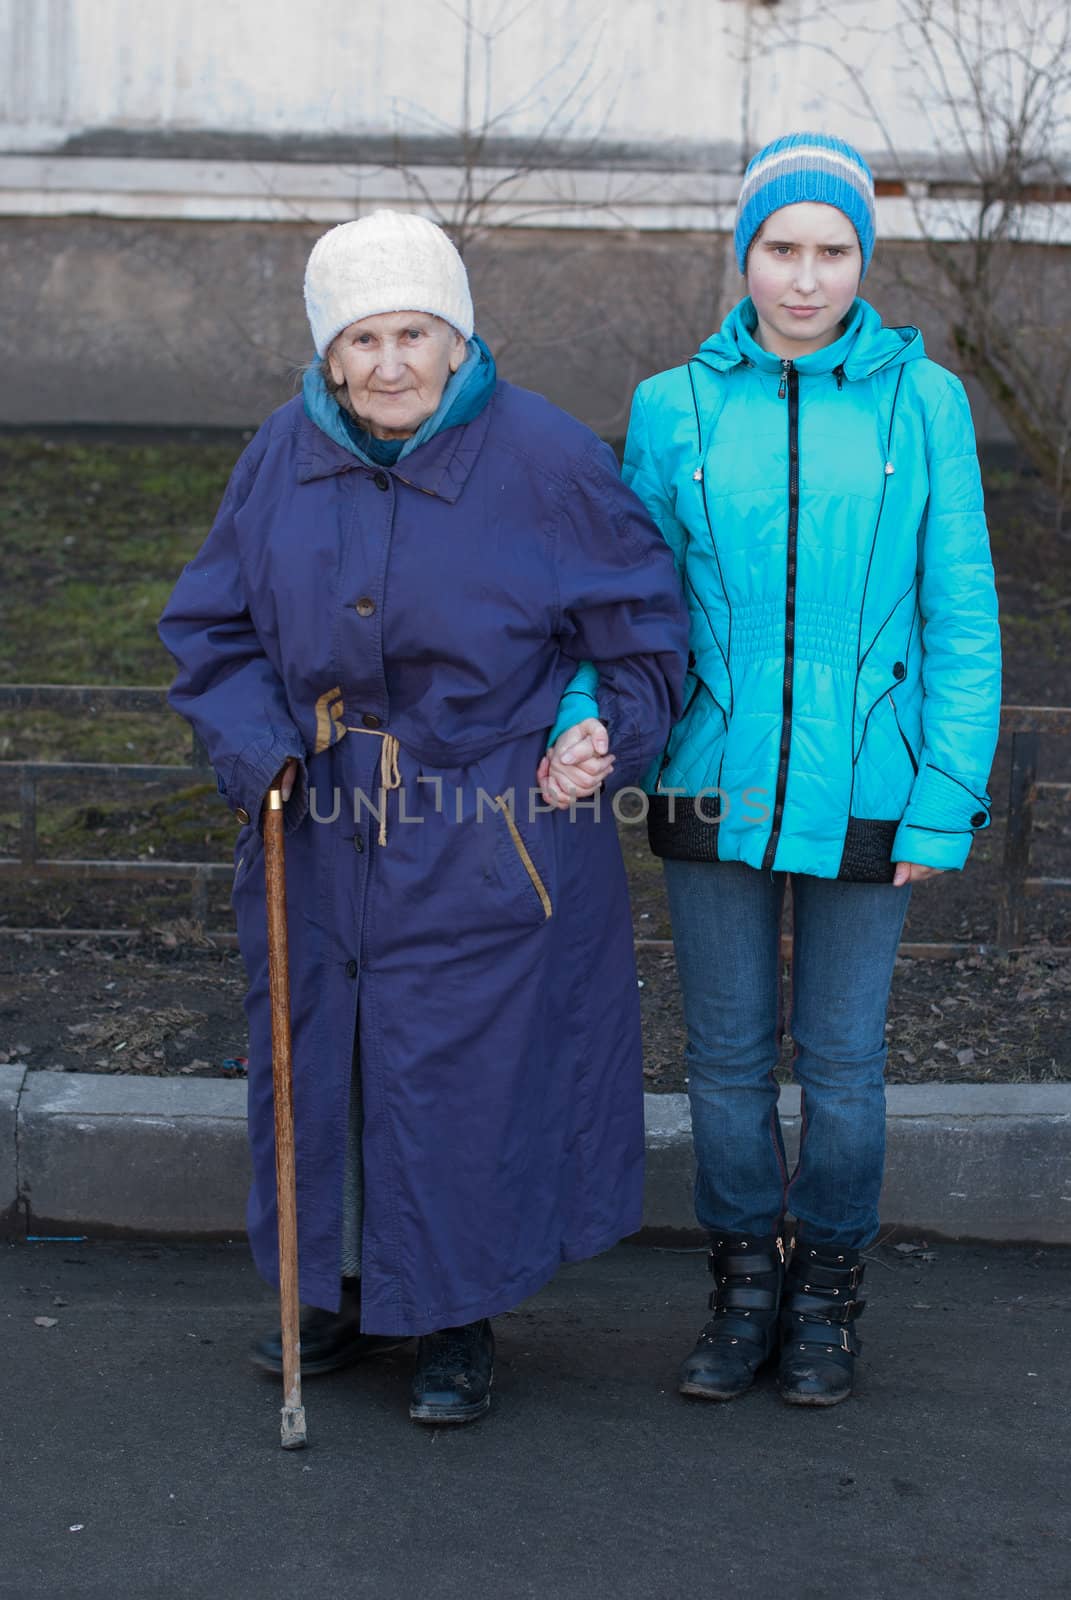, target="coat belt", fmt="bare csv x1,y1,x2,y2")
346,726,401,846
